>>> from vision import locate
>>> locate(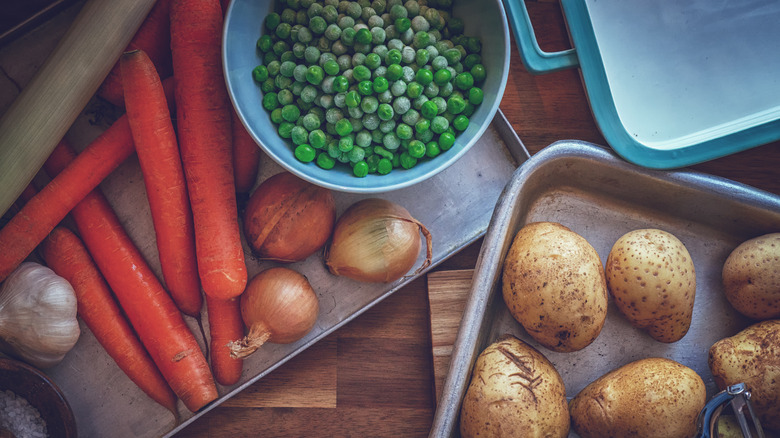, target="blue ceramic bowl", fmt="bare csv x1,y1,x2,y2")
223,0,510,193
